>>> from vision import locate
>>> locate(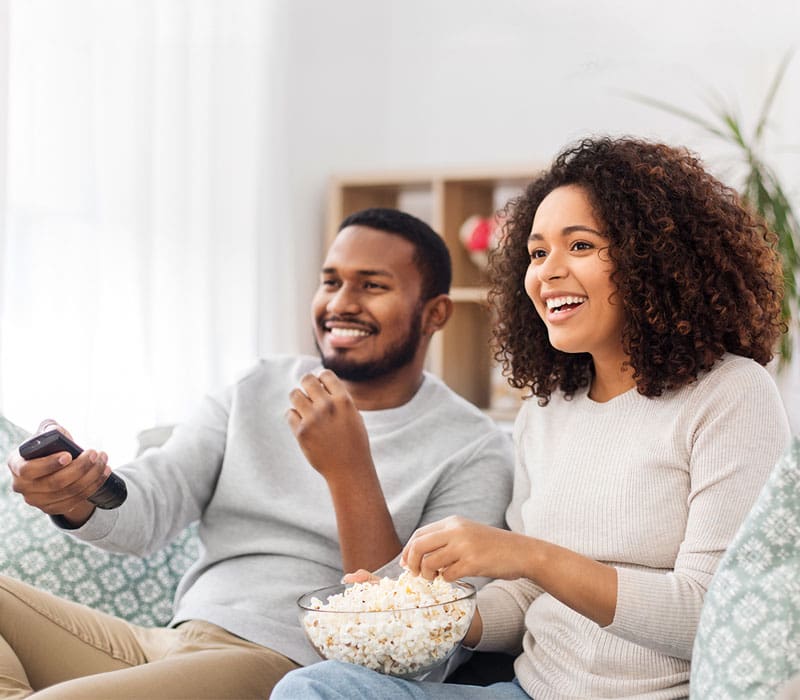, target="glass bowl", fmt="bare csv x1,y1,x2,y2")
297,577,476,679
